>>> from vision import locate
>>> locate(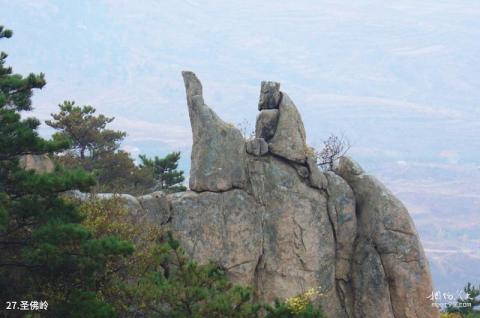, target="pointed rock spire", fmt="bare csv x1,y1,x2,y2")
182,71,247,192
